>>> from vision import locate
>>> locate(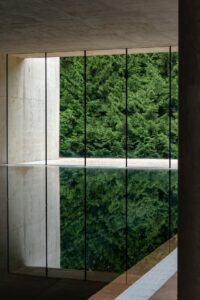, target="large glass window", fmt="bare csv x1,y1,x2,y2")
0,48,178,285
